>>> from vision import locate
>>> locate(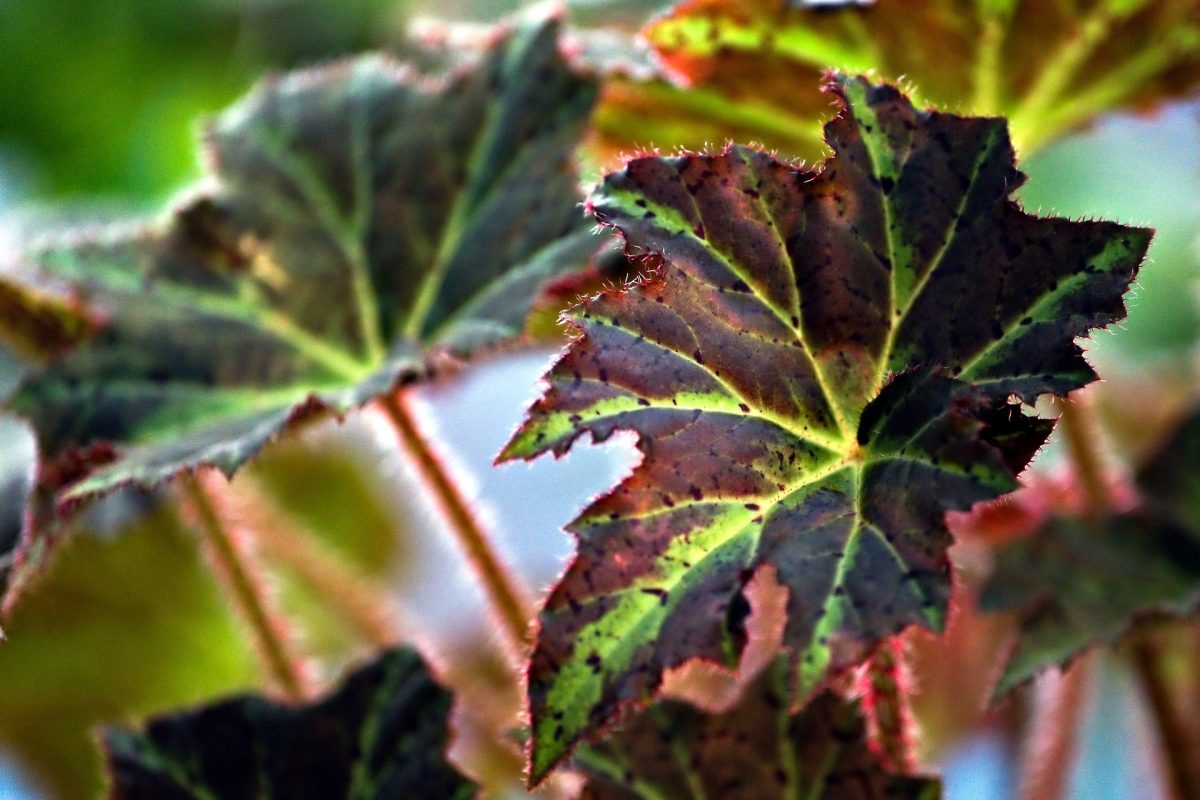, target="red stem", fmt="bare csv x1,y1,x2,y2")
1130,634,1200,800
862,637,917,772
1018,656,1093,800
379,389,532,654
1056,395,1197,799
182,472,312,701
